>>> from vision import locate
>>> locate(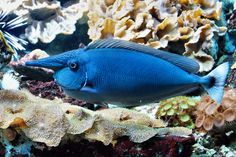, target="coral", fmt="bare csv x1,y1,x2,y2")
0,71,20,90
2,128,17,142
14,0,88,44
192,132,236,156
183,23,225,71
228,10,236,29
12,49,49,65
225,61,236,88
0,89,192,148
156,96,198,129
194,88,236,131
0,0,24,13
219,0,236,54
0,131,33,157
10,49,54,81
0,31,14,69
18,136,195,157
232,61,236,69
133,103,159,119
87,0,226,72
22,80,86,106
